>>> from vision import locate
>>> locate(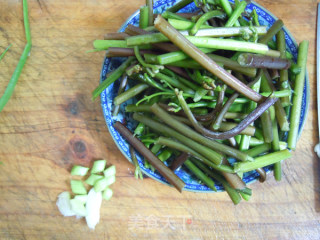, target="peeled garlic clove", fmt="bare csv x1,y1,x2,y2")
85,188,102,230
56,191,76,217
